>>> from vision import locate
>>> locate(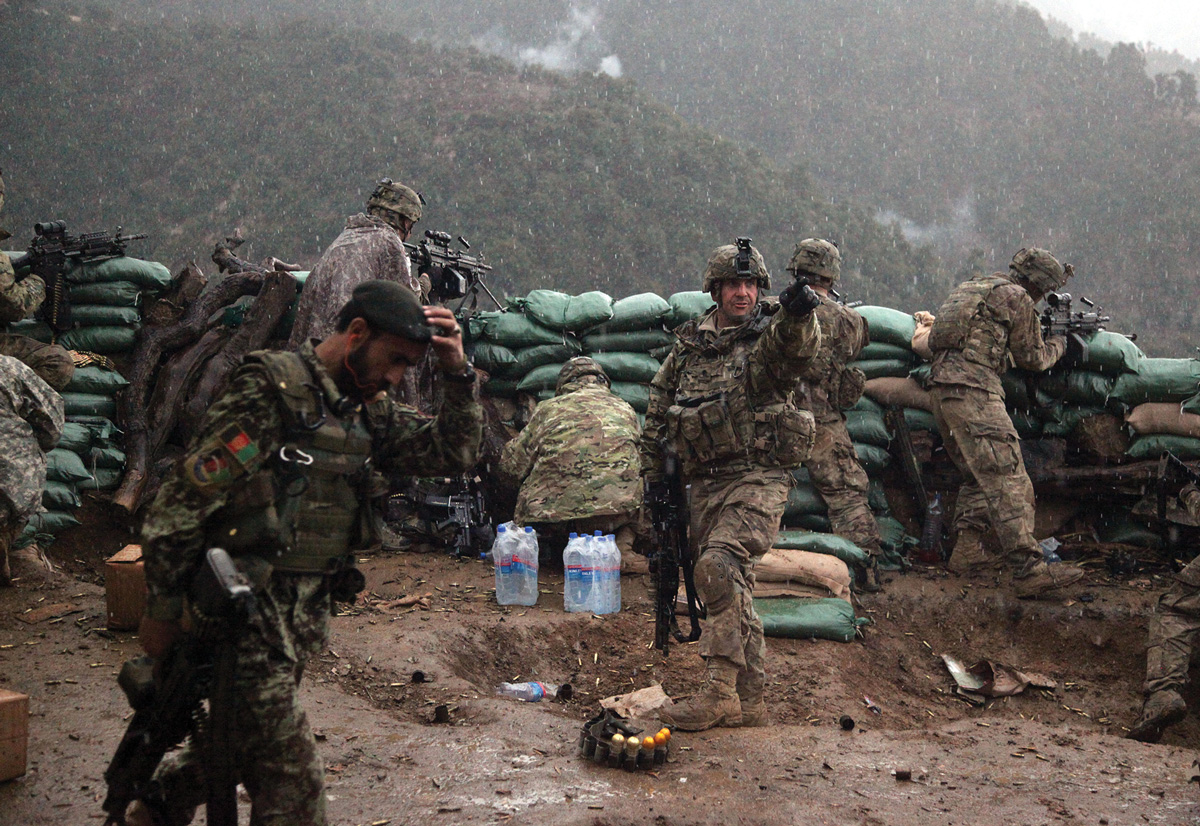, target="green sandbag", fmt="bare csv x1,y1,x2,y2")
784,485,828,519
1040,405,1107,437
1070,331,1144,375
845,410,891,448
591,352,661,384
1182,392,1200,416
67,281,143,307
868,480,890,513
851,395,884,415
1111,359,1200,405
596,293,671,333
511,342,583,375
58,325,139,354
650,344,675,361
483,312,567,348
754,597,867,642
5,319,53,343
855,359,915,380
1036,370,1115,407
68,305,141,327
903,408,937,432
62,392,118,419
512,289,614,332
858,342,913,362
856,306,917,348
472,342,518,377
90,445,127,469
66,256,172,290
611,382,650,414
582,328,675,353
1008,408,1044,439
483,377,520,397
47,448,92,484
65,365,129,395
1127,434,1200,461
773,530,868,567
516,363,569,393
26,509,82,534
57,422,93,453
855,443,891,474
78,467,123,491
43,480,81,511
875,515,918,569
787,513,832,532
66,415,120,441
667,291,715,328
